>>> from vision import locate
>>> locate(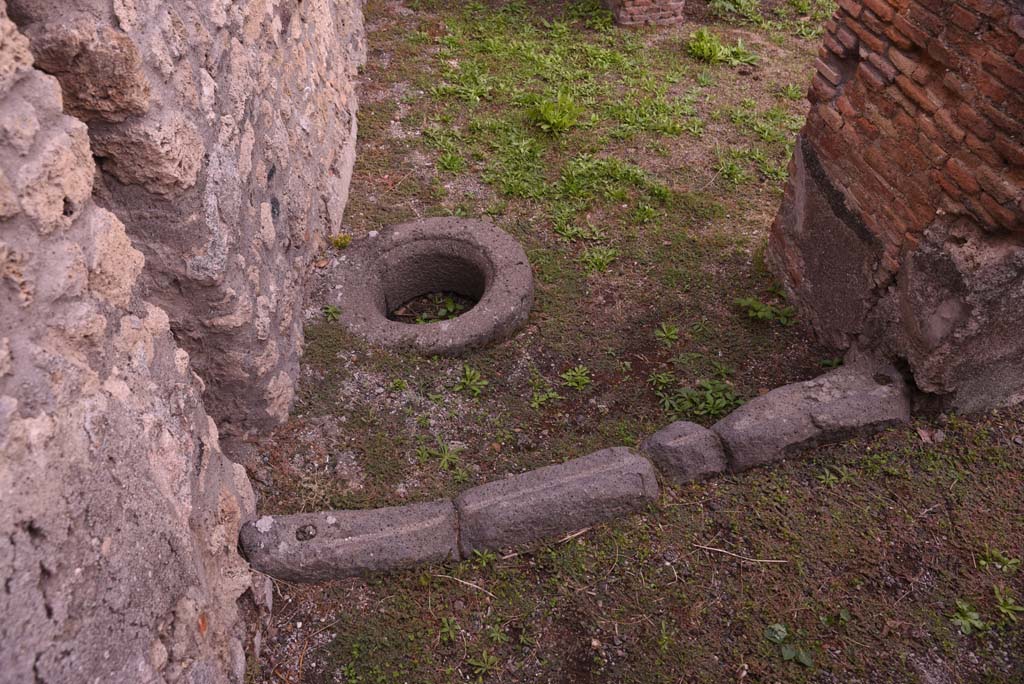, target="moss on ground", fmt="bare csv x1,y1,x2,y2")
249,1,1024,682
